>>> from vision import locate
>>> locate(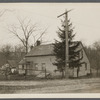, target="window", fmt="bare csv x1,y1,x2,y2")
42,63,46,70
35,63,38,70
26,61,33,69
19,65,25,70
85,63,87,70
26,61,30,65
19,65,22,69
22,65,24,69
24,65,27,69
